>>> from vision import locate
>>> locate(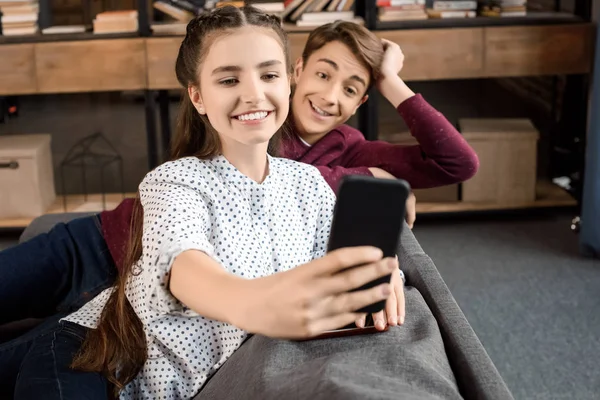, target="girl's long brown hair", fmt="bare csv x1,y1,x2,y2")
71,5,291,396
